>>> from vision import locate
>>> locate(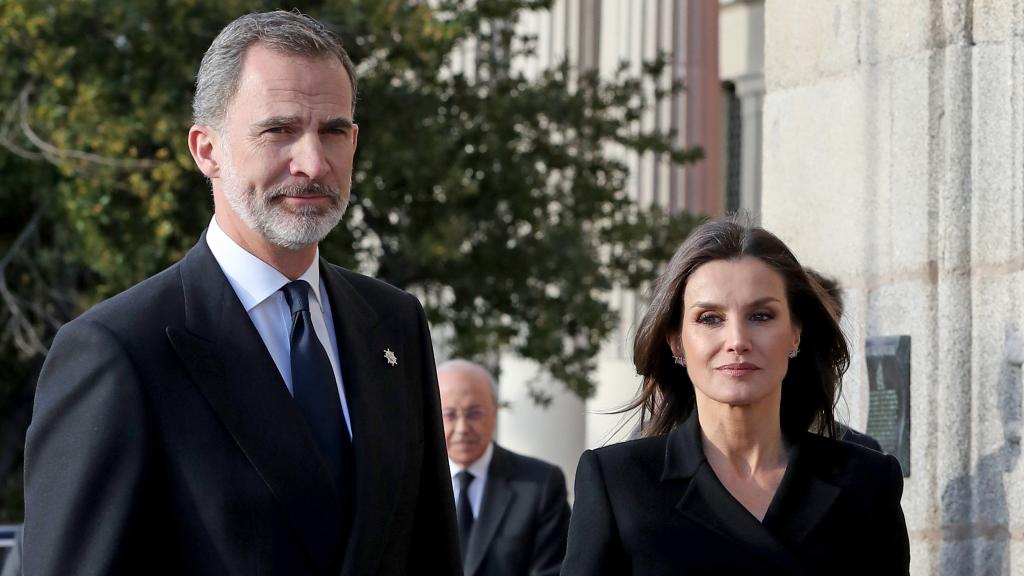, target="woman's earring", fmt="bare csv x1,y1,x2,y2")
673,355,686,367
788,348,800,359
